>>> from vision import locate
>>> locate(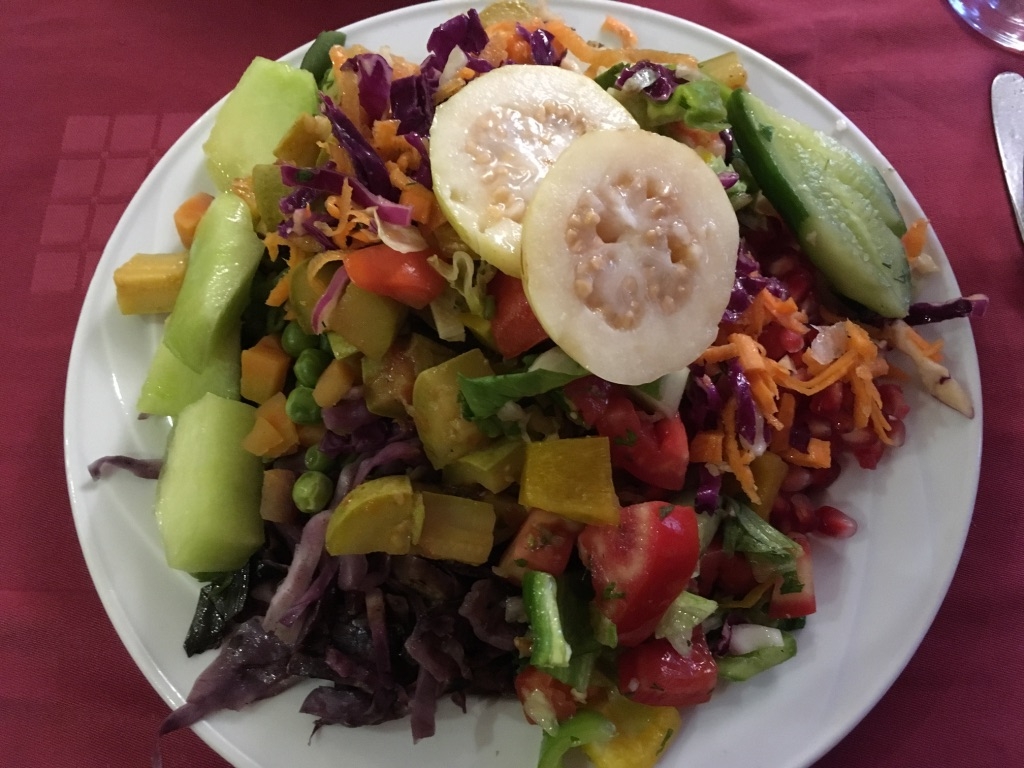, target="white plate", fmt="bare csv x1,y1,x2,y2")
64,1,983,767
